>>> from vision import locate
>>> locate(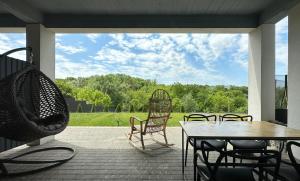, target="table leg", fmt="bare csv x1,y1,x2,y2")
193,138,196,181
182,128,184,174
